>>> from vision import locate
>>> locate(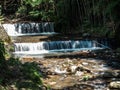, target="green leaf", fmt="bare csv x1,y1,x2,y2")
24,0,43,7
